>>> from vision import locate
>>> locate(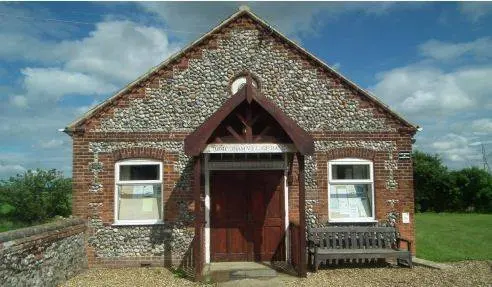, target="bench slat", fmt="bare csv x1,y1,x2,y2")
317,249,409,255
